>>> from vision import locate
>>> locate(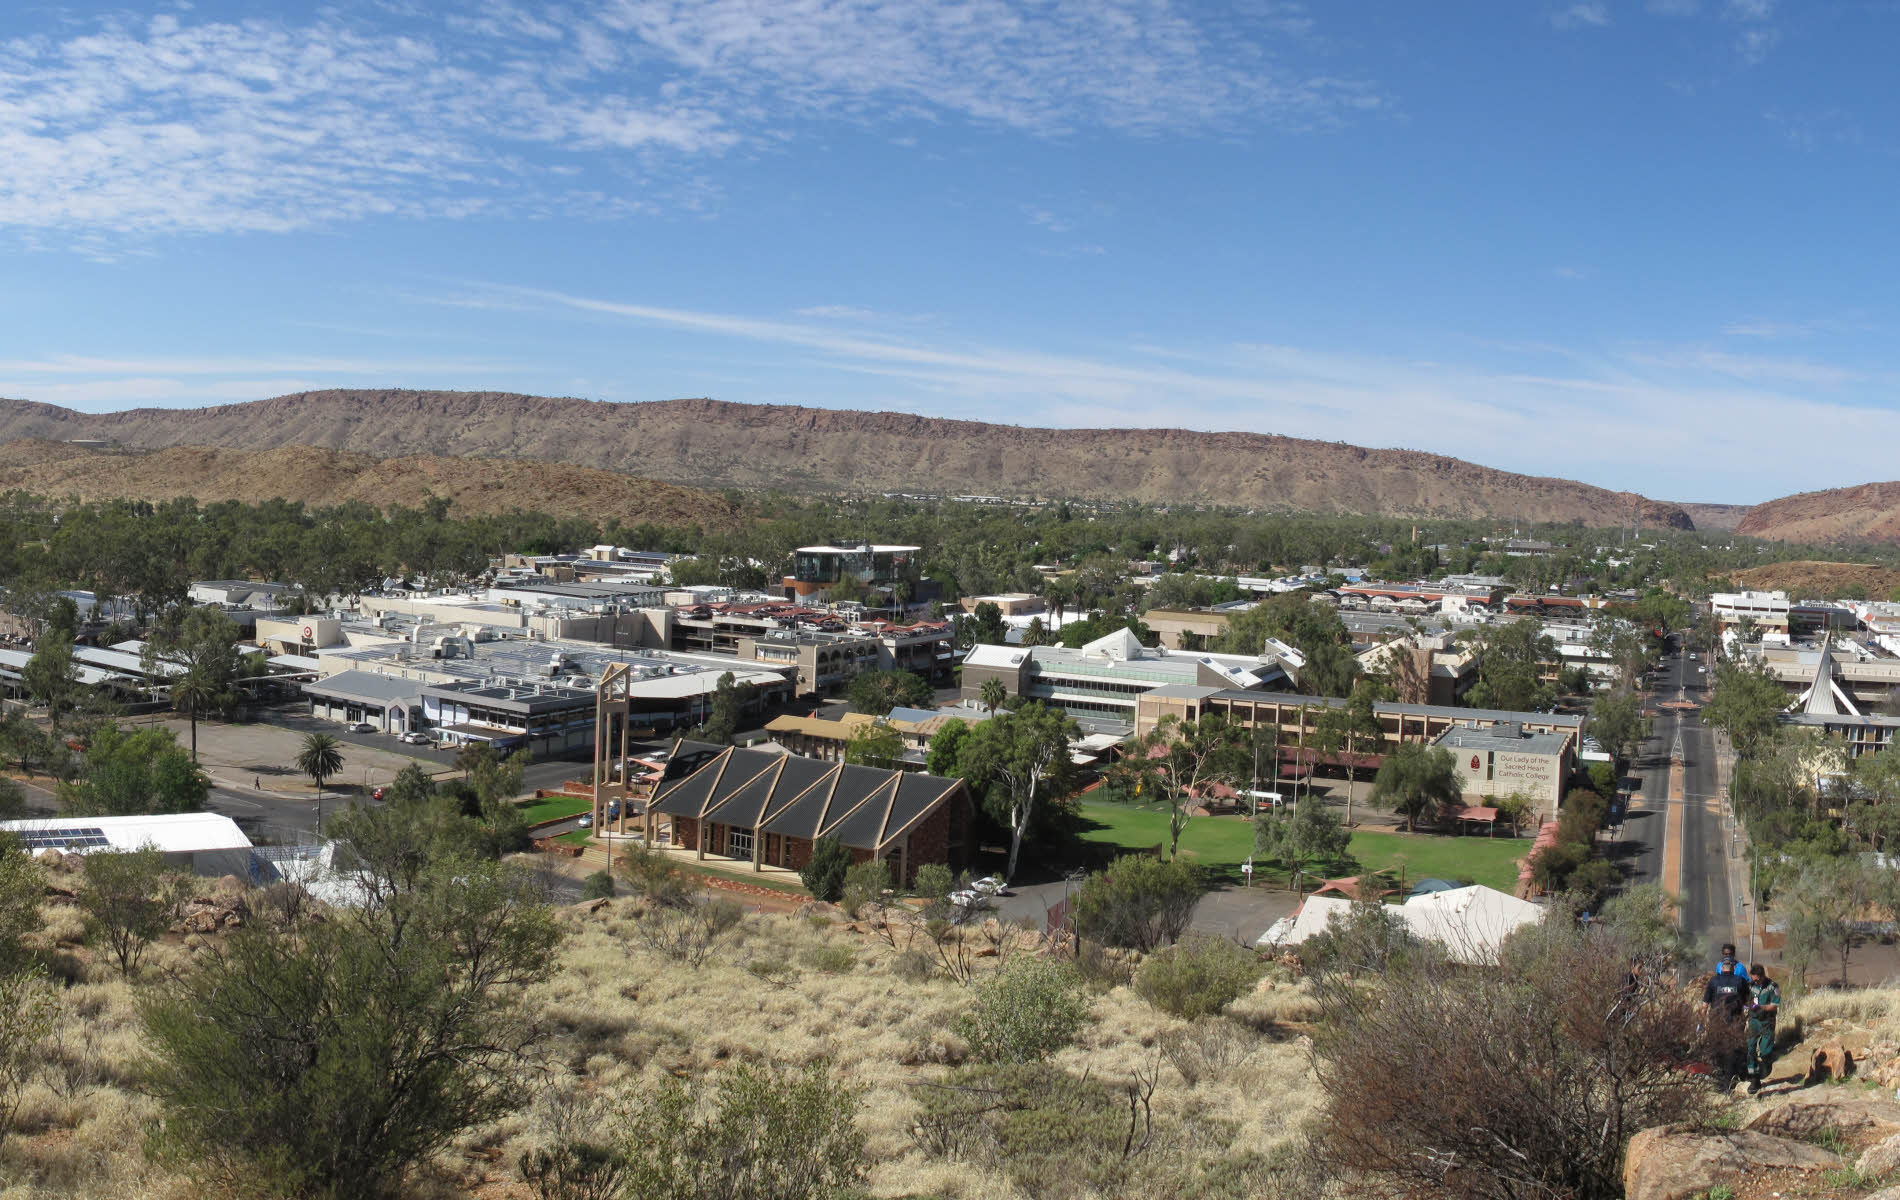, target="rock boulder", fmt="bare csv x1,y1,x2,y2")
1744,1091,1900,1144
1859,1131,1900,1179
1624,1125,1843,1200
